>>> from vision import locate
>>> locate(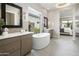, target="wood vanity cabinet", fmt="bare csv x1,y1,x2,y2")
0,37,21,56
21,34,32,56
0,33,33,56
